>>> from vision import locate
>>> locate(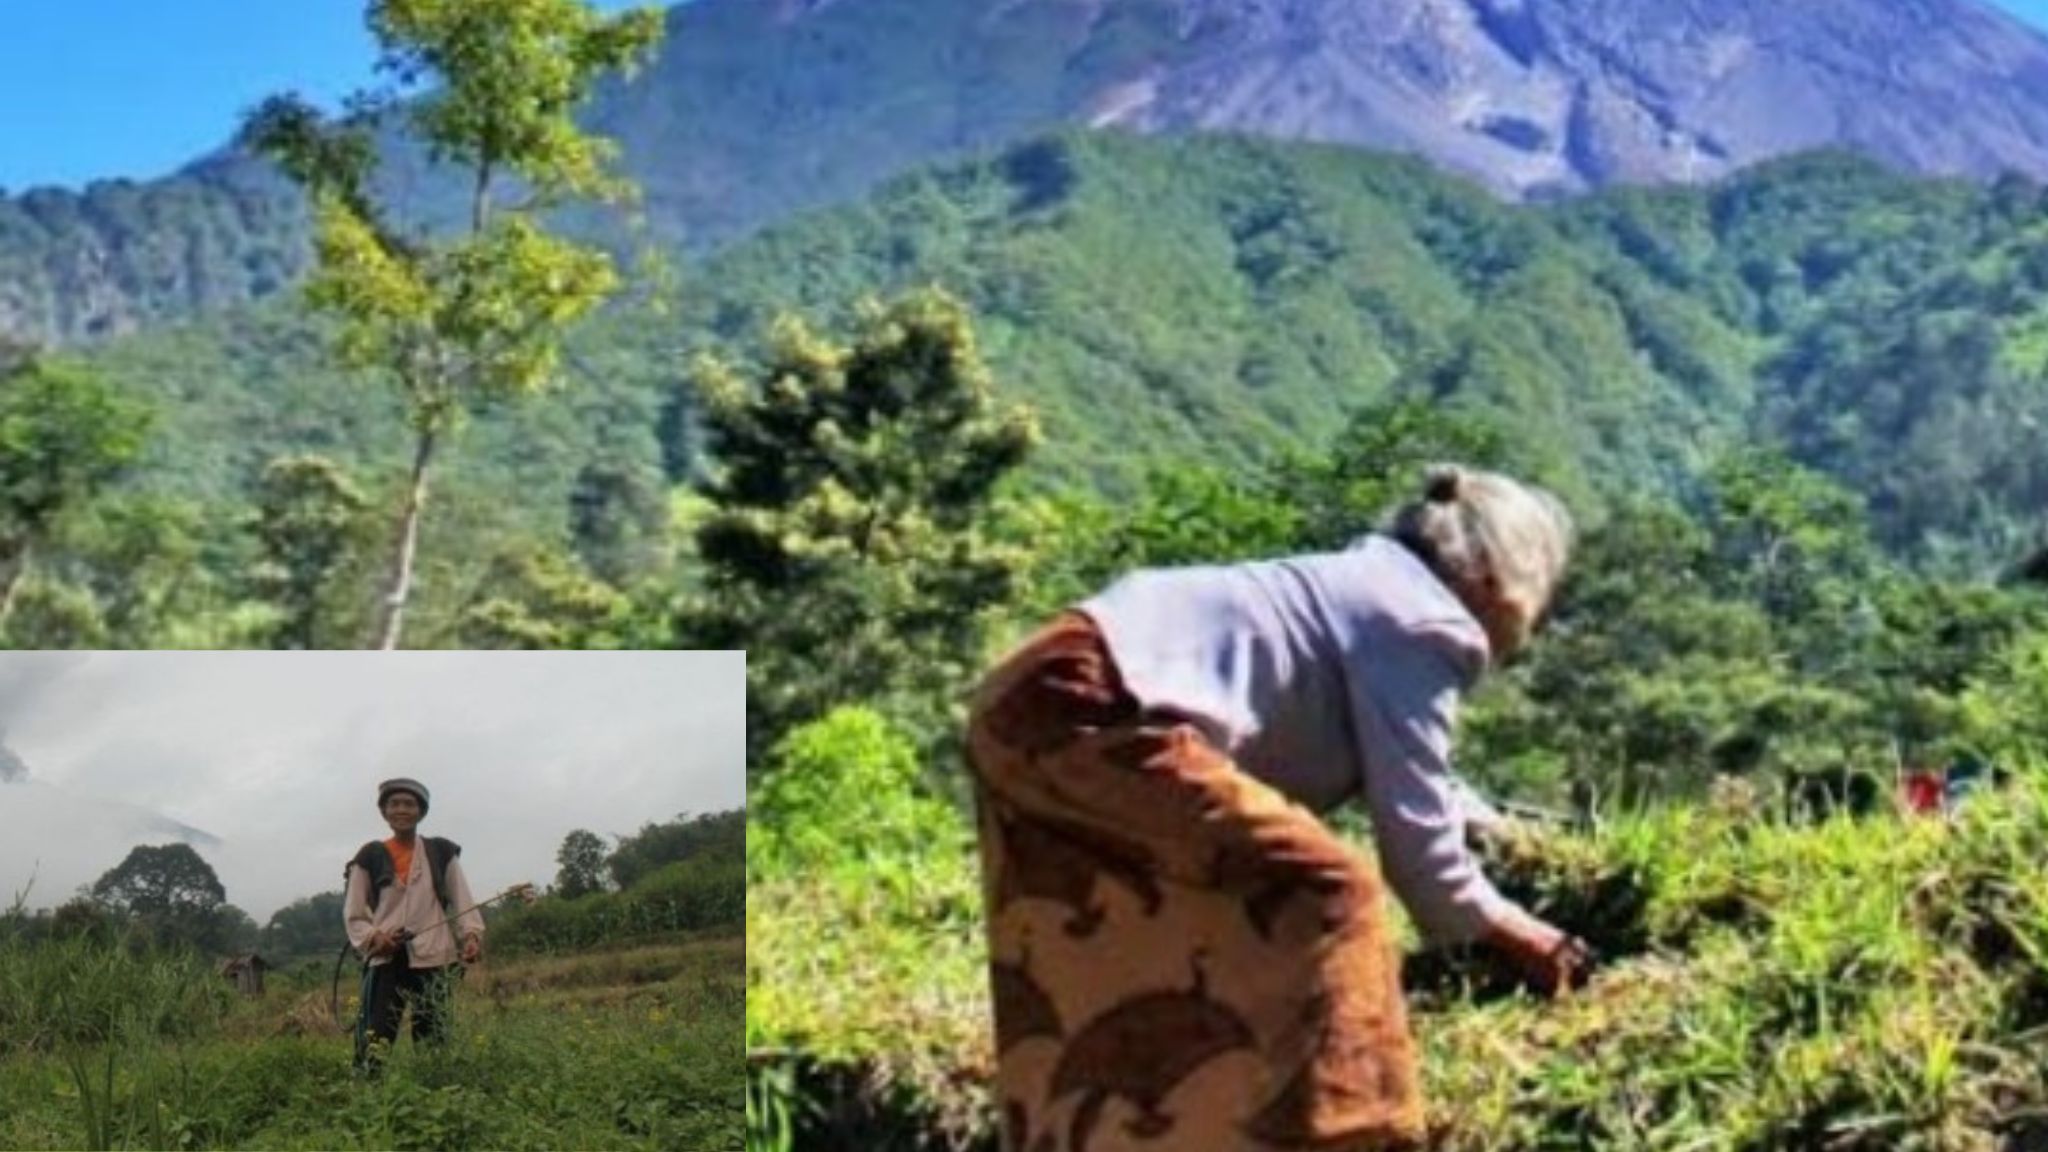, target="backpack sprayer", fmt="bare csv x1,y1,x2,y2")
328,881,539,1034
